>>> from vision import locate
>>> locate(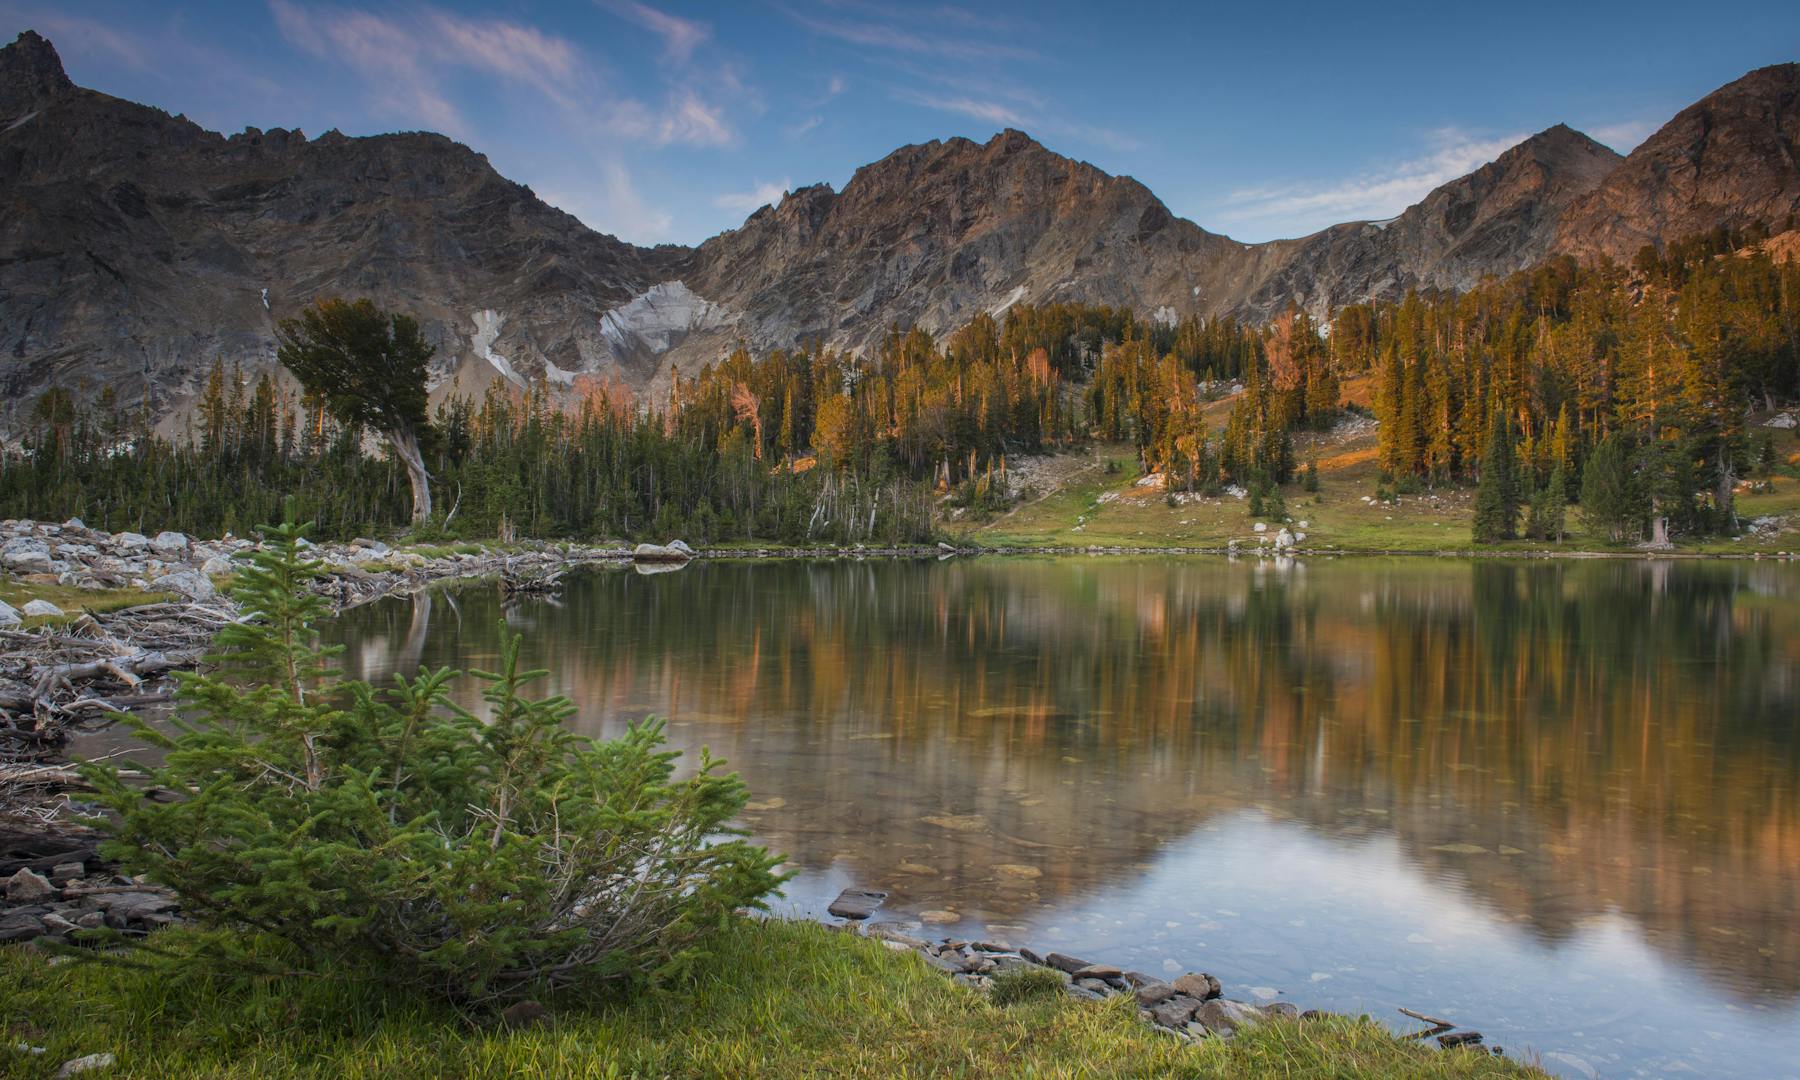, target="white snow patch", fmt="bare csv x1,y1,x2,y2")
987,285,1029,318
1191,285,1201,297
260,288,270,311
470,310,526,387
600,281,732,357
542,359,579,385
